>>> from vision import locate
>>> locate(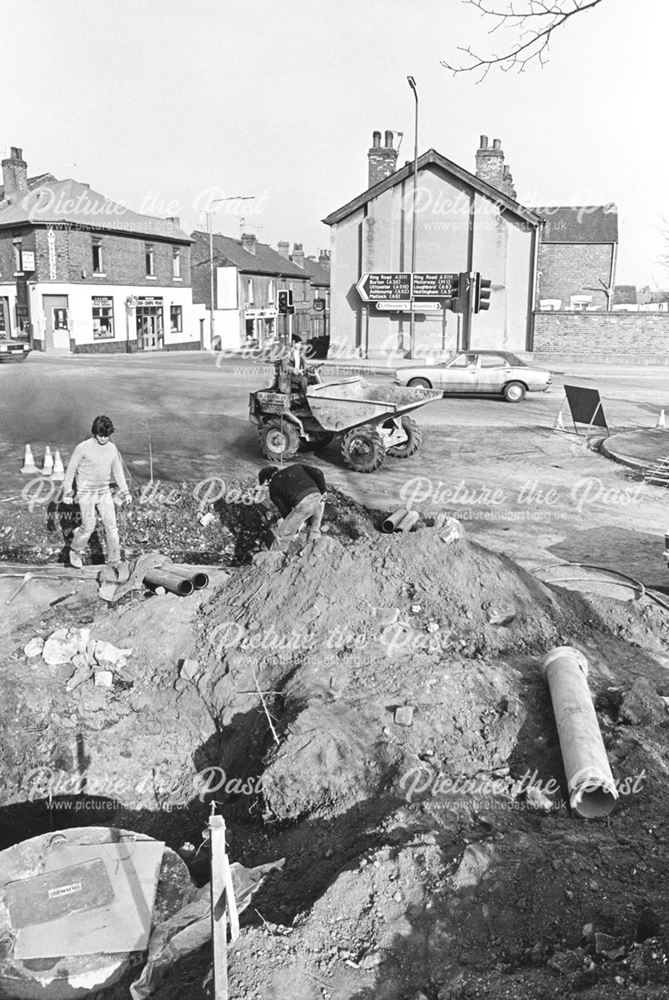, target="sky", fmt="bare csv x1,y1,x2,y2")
3,0,668,285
